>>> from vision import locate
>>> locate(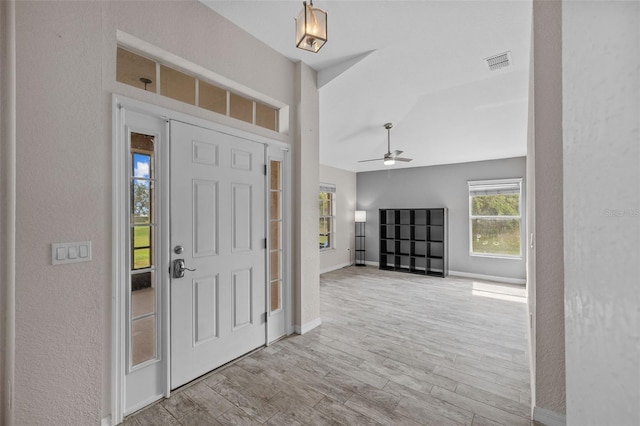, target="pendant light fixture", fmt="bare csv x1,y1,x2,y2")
295,0,327,53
